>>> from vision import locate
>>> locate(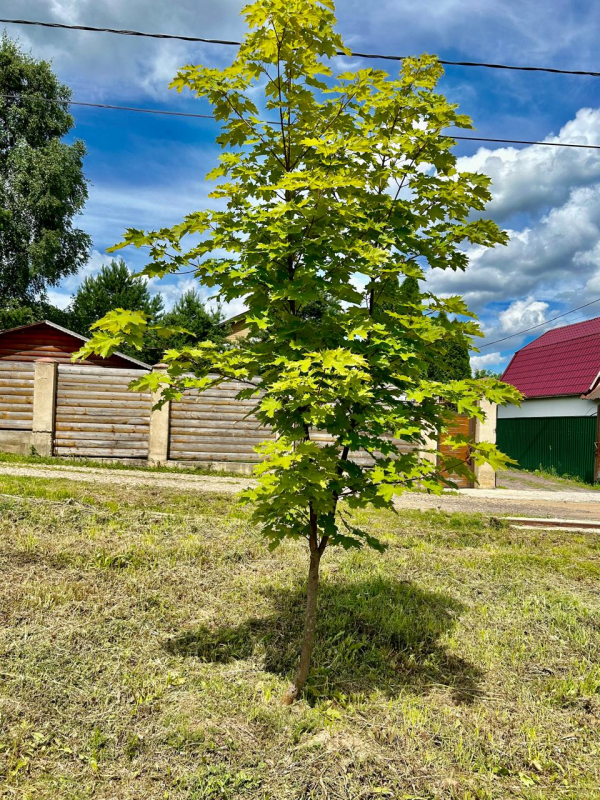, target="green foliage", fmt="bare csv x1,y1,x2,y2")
427,311,472,381
0,34,90,308
474,367,503,380
78,1,520,554
161,289,227,349
394,279,471,381
70,259,164,363
0,298,71,331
